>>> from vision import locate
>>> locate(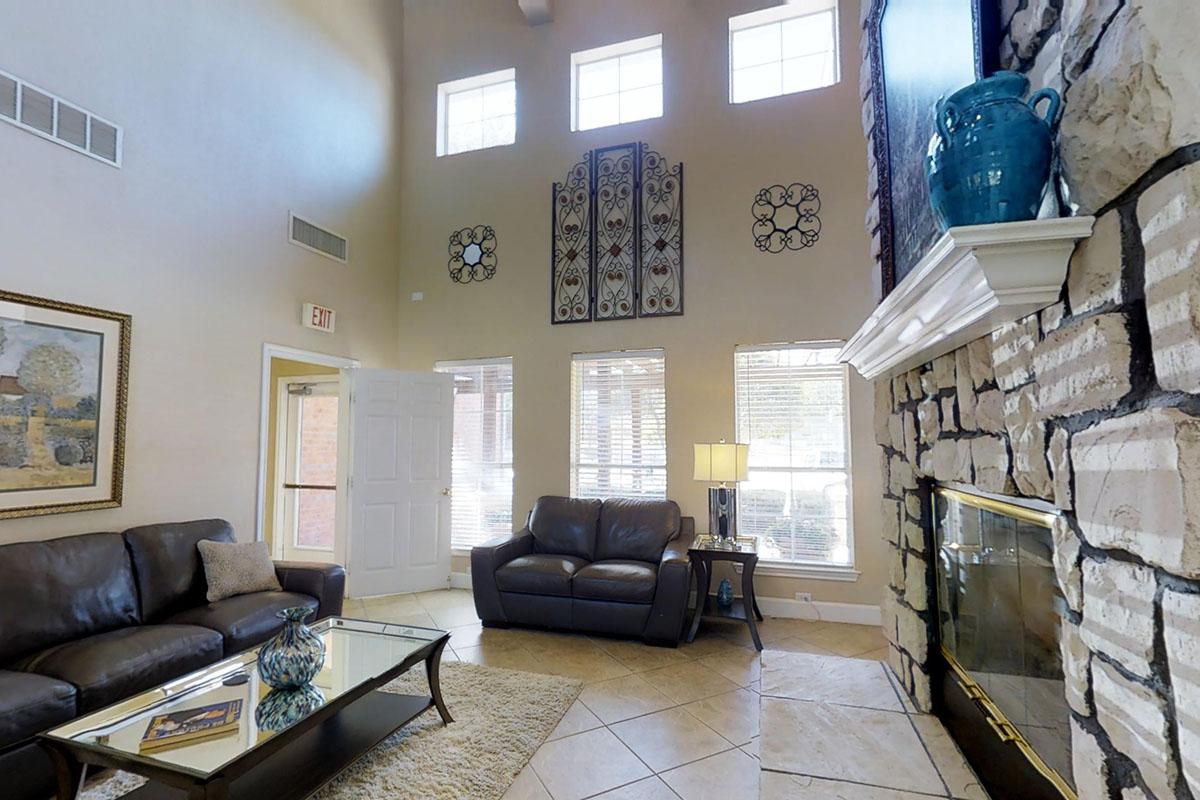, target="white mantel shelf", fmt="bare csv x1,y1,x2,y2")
839,217,1095,381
